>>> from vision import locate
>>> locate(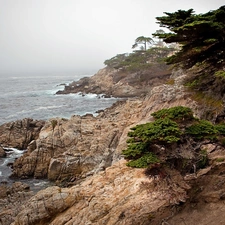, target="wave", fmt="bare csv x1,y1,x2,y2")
4,147,25,153
33,180,49,186
34,105,65,111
